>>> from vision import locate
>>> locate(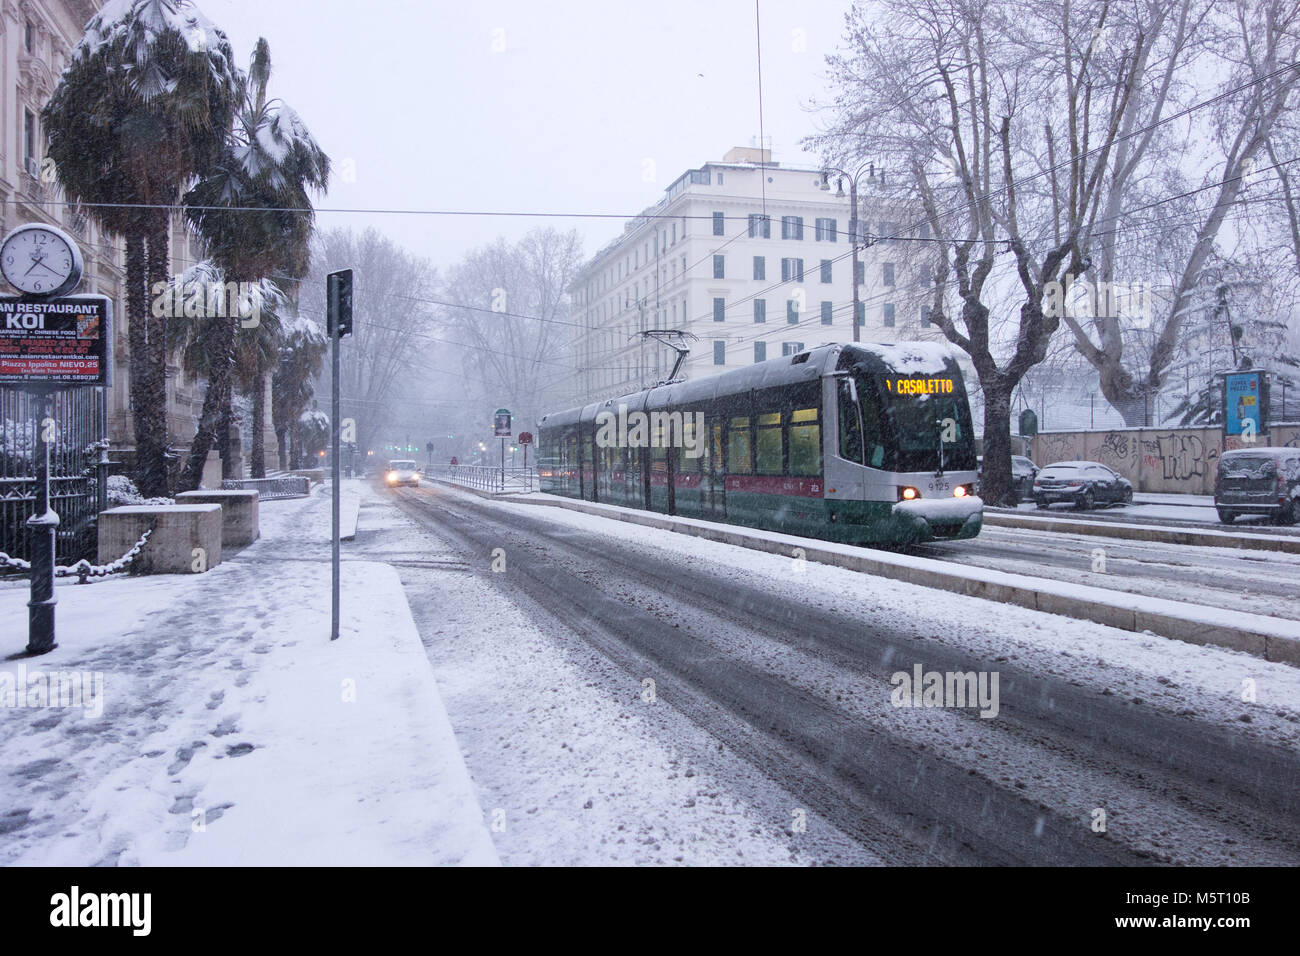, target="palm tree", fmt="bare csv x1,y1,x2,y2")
180,37,329,488
43,0,240,498
272,309,328,470
231,281,285,478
